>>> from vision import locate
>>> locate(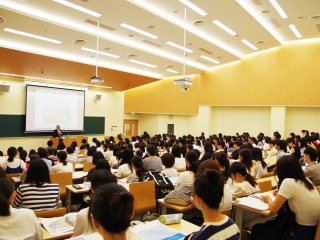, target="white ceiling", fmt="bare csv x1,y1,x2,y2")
0,0,319,80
